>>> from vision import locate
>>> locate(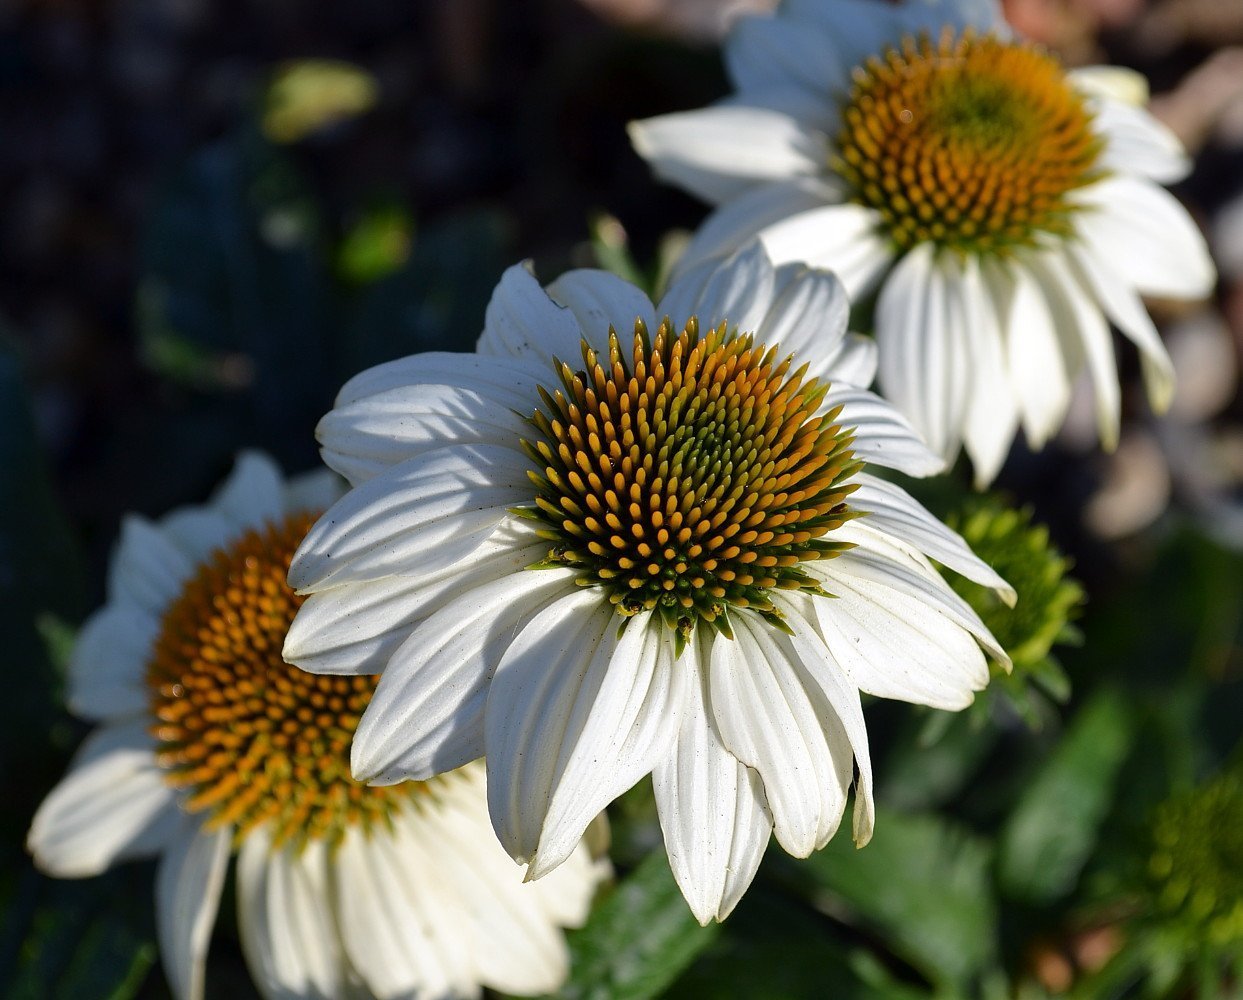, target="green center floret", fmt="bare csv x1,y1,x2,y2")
519,316,861,651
